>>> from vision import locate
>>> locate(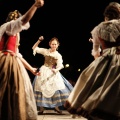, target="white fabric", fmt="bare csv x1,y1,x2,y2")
0,15,30,41
91,19,120,56
33,48,65,98
0,15,30,57
33,47,64,69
